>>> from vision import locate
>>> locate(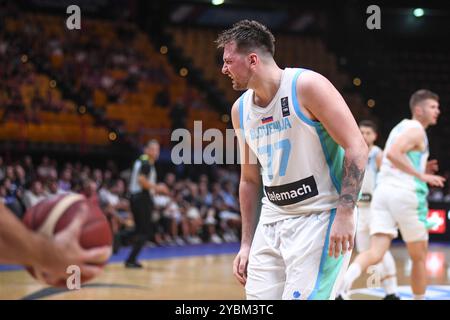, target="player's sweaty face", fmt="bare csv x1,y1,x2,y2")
359,126,377,146
221,42,250,91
